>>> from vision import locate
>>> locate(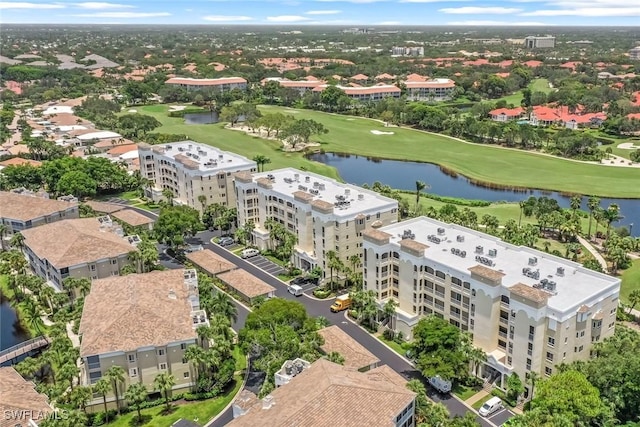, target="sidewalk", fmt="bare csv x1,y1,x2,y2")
577,235,607,271
465,390,490,406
